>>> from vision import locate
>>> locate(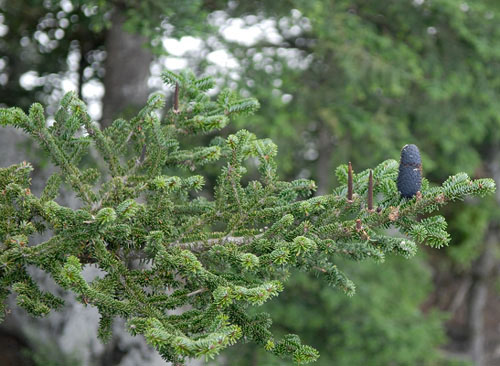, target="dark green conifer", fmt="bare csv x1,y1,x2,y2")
0,71,495,365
